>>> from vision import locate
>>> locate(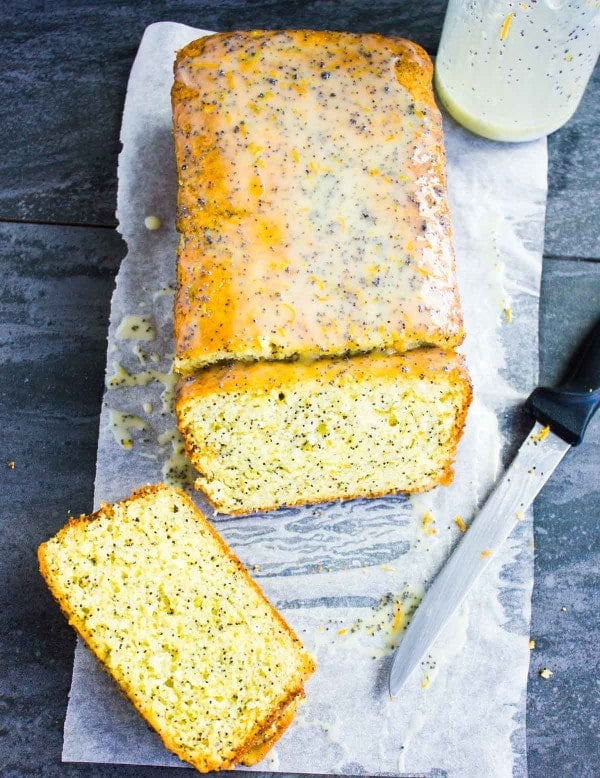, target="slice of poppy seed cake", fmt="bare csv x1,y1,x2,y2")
38,484,315,772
